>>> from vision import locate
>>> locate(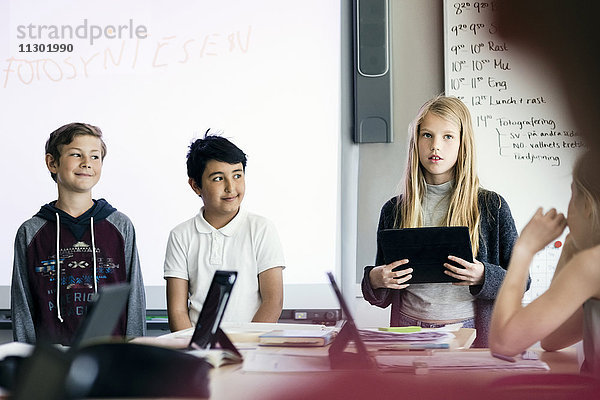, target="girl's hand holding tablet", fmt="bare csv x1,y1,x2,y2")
369,260,413,290
444,256,485,285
